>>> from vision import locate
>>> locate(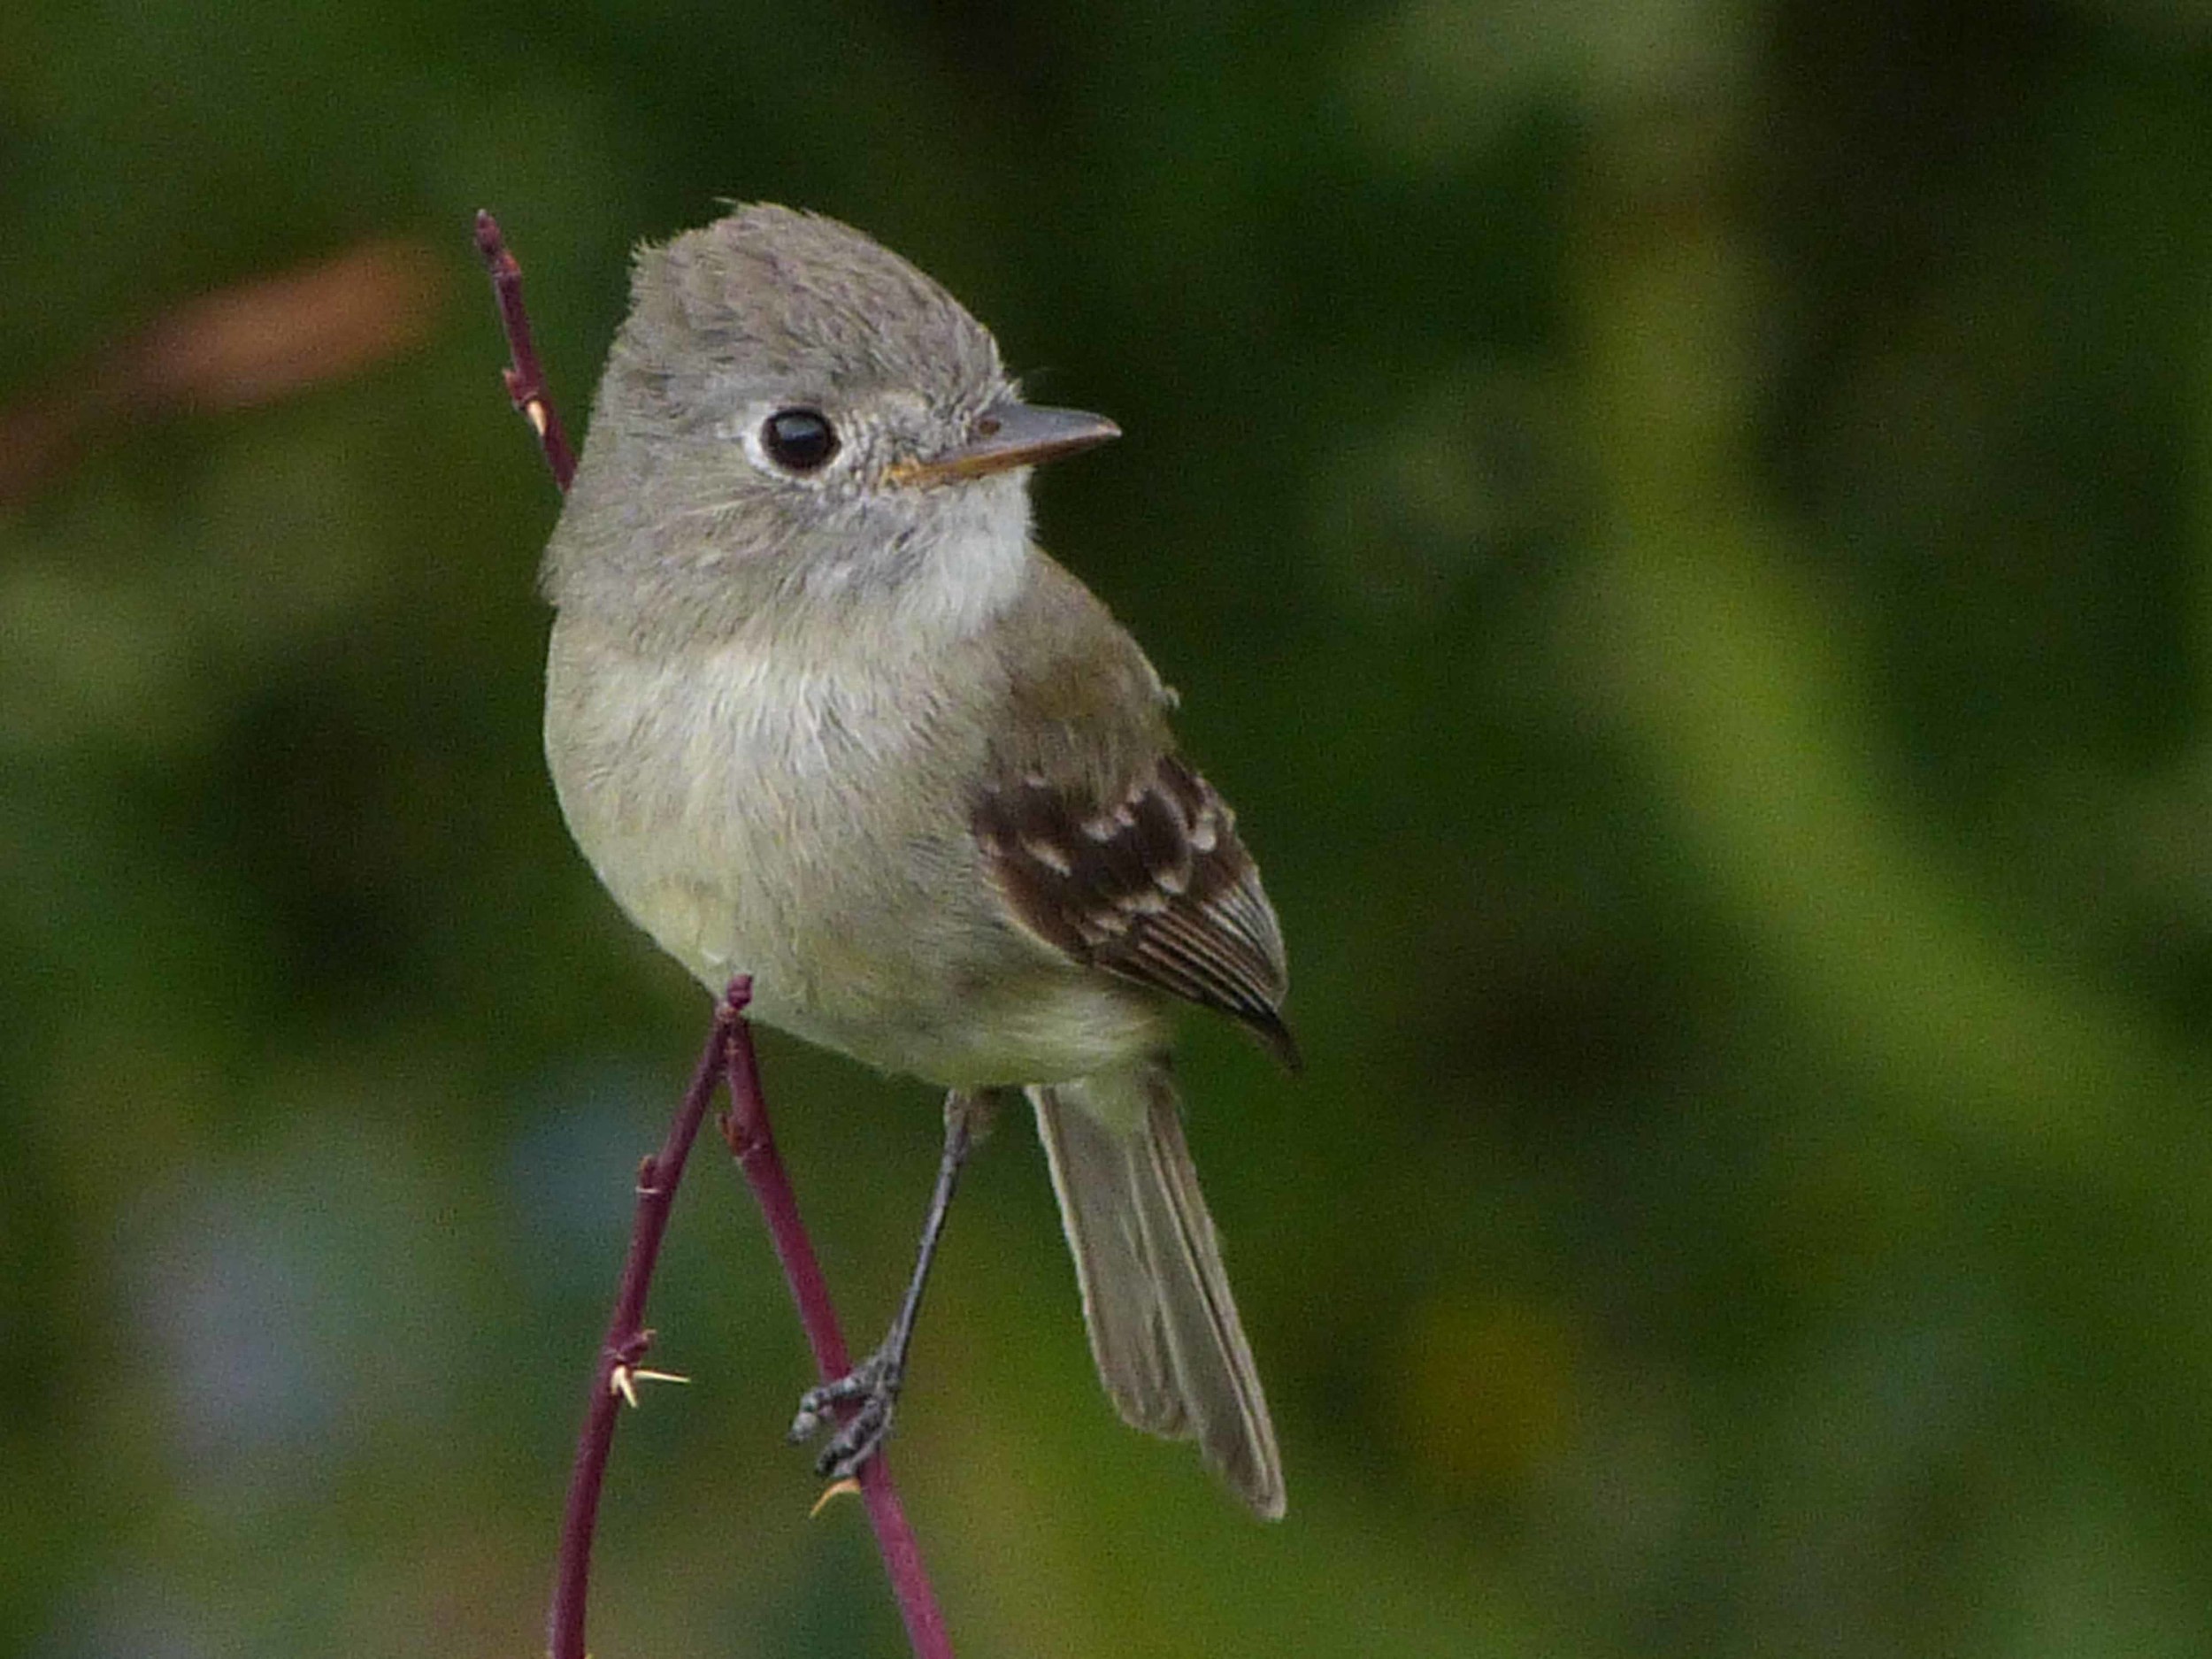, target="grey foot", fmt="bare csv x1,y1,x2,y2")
787,1348,901,1480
